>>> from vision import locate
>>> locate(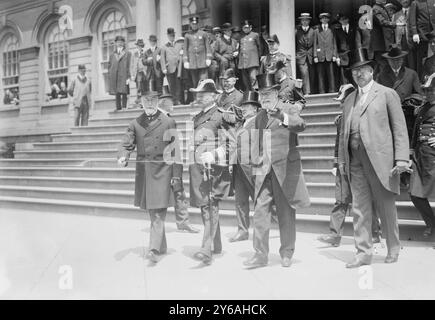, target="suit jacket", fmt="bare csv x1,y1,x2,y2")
216,89,243,110
143,47,163,80
238,31,261,69
234,116,257,186
118,110,180,209
214,37,238,71
183,29,212,69
295,26,315,65
338,81,409,194
313,26,337,62
108,49,131,94
251,101,310,209
259,51,292,76
423,55,435,80
371,3,396,52
334,25,357,66
161,41,181,74
409,0,435,40
376,66,423,102
130,48,146,79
